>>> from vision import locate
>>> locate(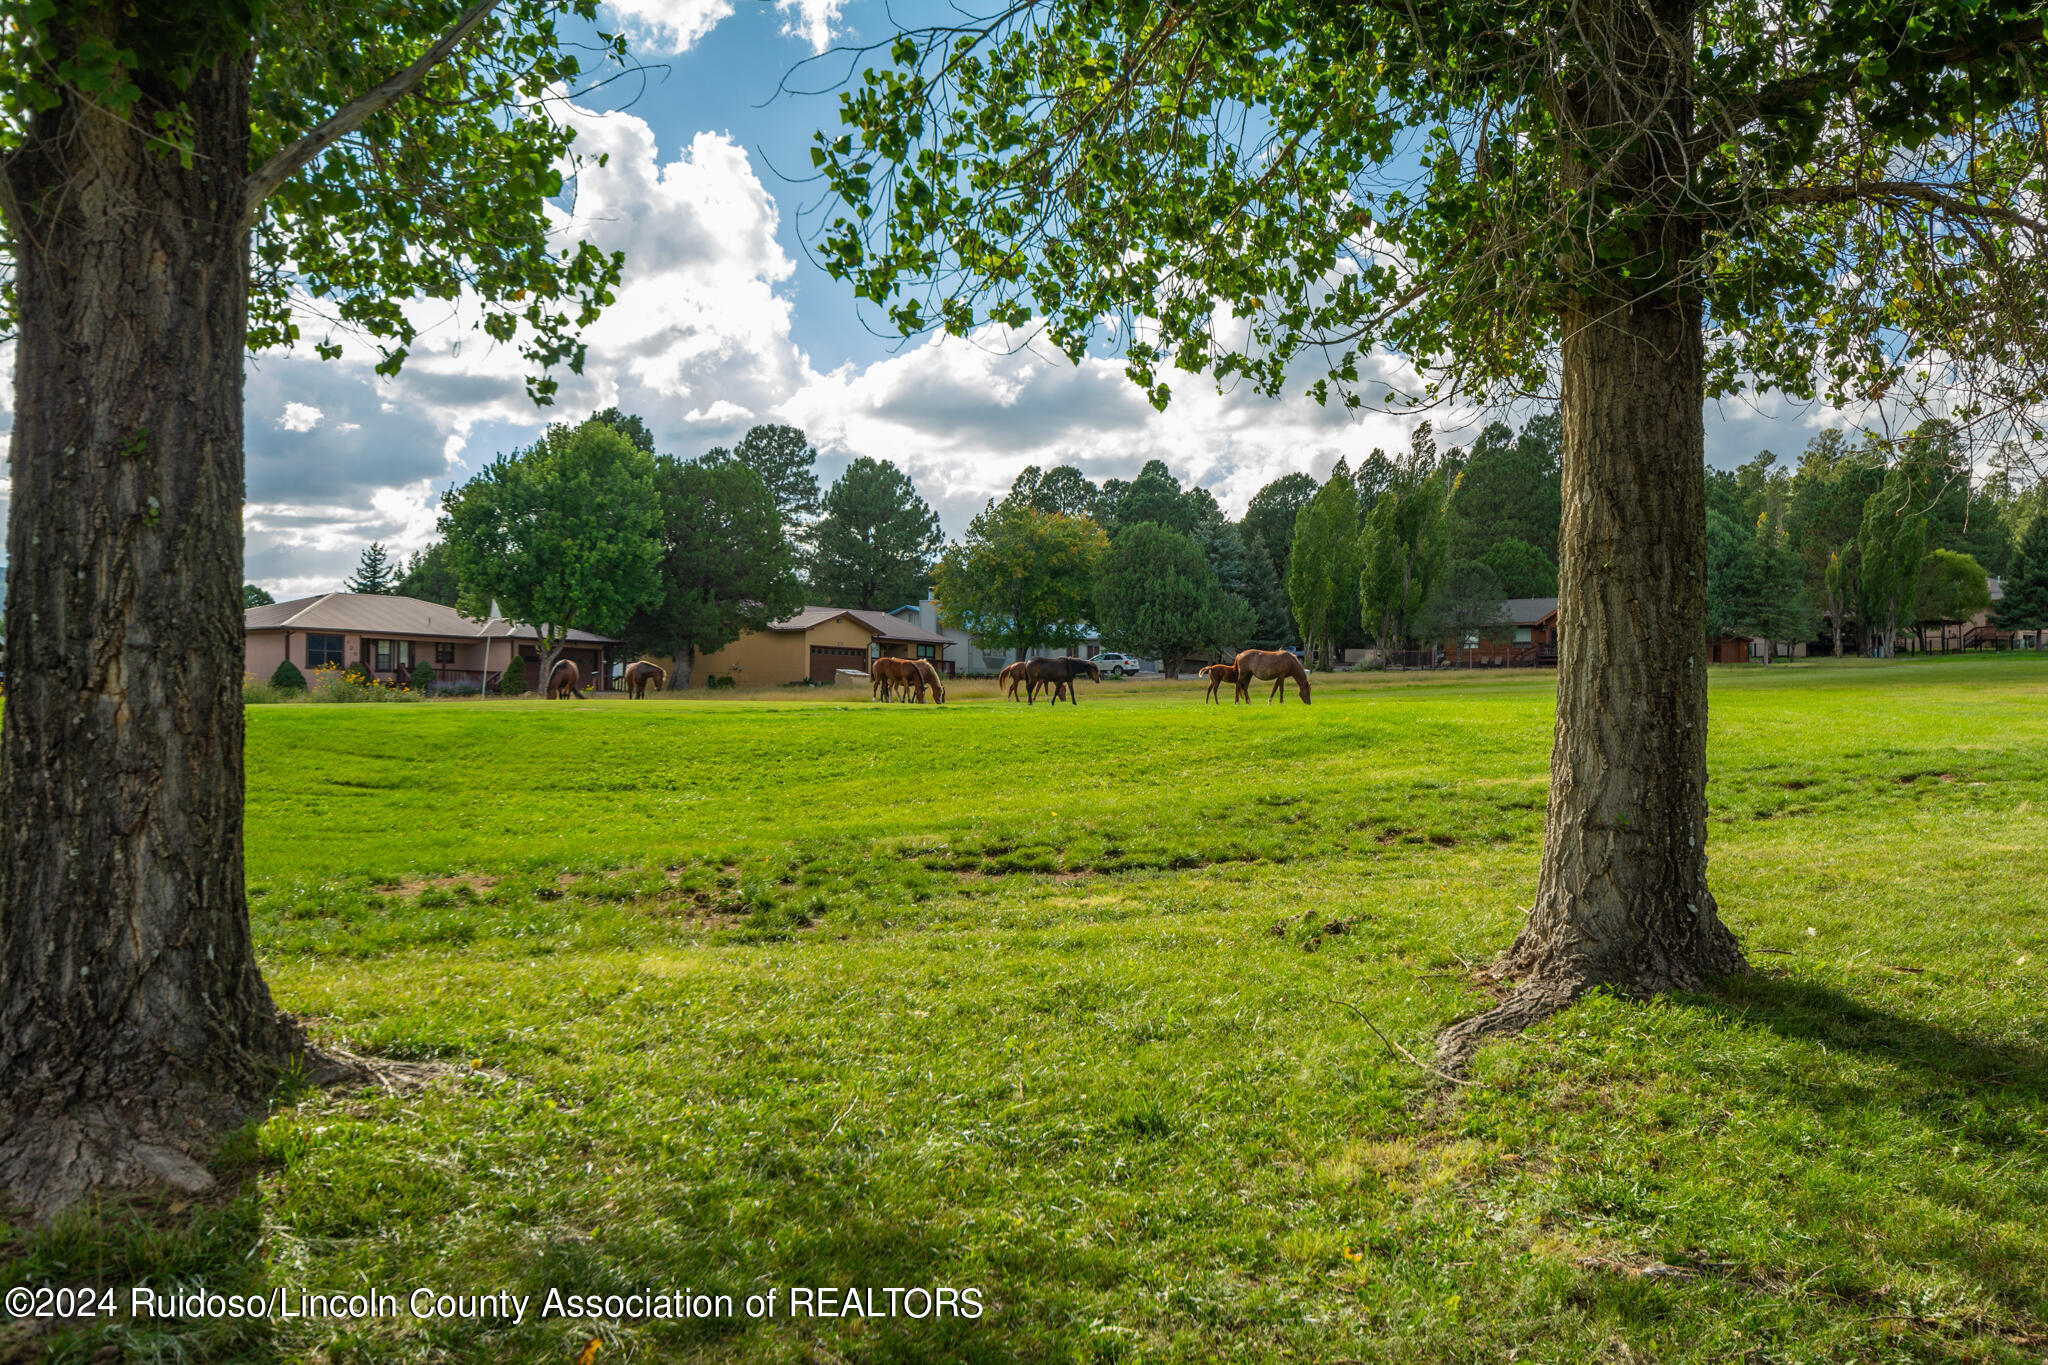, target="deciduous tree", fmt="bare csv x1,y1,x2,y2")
0,0,624,1213
1996,513,2048,637
1359,428,1453,651
1286,462,1361,670
440,418,662,685
813,0,2048,1062
1859,472,1932,660
397,542,463,607
1914,549,1994,648
934,502,1104,660
244,584,276,608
